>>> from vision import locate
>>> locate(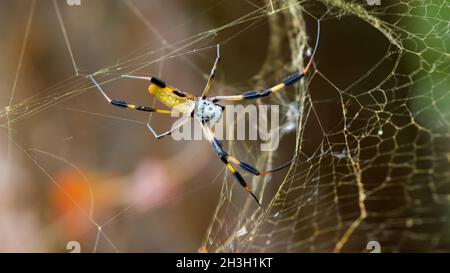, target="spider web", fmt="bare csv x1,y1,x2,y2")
0,0,449,252
201,0,450,252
